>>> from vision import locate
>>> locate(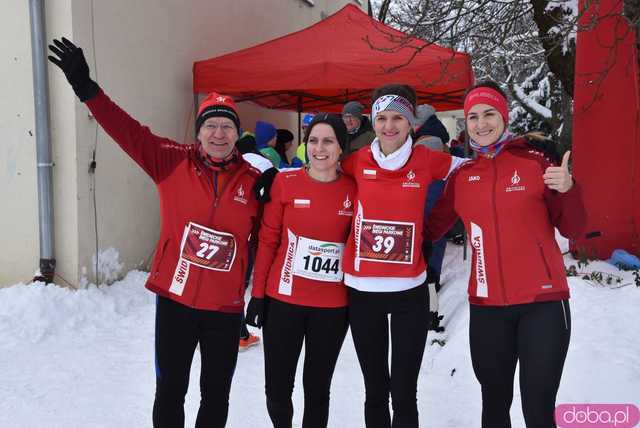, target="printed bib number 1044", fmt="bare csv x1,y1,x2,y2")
292,236,344,282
